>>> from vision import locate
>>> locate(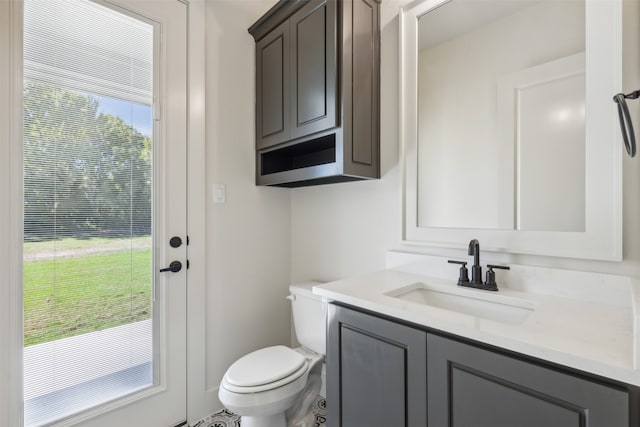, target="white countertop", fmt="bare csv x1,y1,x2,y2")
313,253,640,387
